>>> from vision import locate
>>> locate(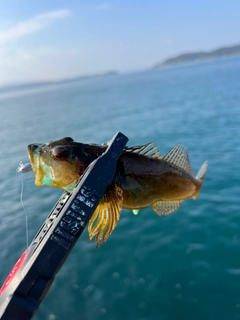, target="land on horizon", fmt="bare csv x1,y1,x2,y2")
1,43,240,94
155,43,240,68
0,71,118,94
